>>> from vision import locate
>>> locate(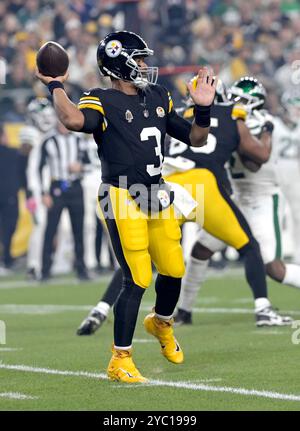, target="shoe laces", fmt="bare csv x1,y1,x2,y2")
154,316,174,328
112,348,132,359
260,306,288,319
90,311,105,323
